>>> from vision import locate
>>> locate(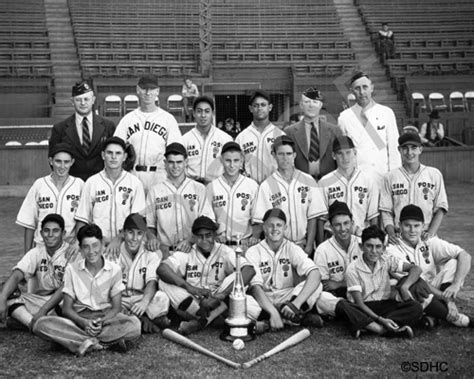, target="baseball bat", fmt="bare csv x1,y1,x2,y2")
242,329,311,369
162,329,241,369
